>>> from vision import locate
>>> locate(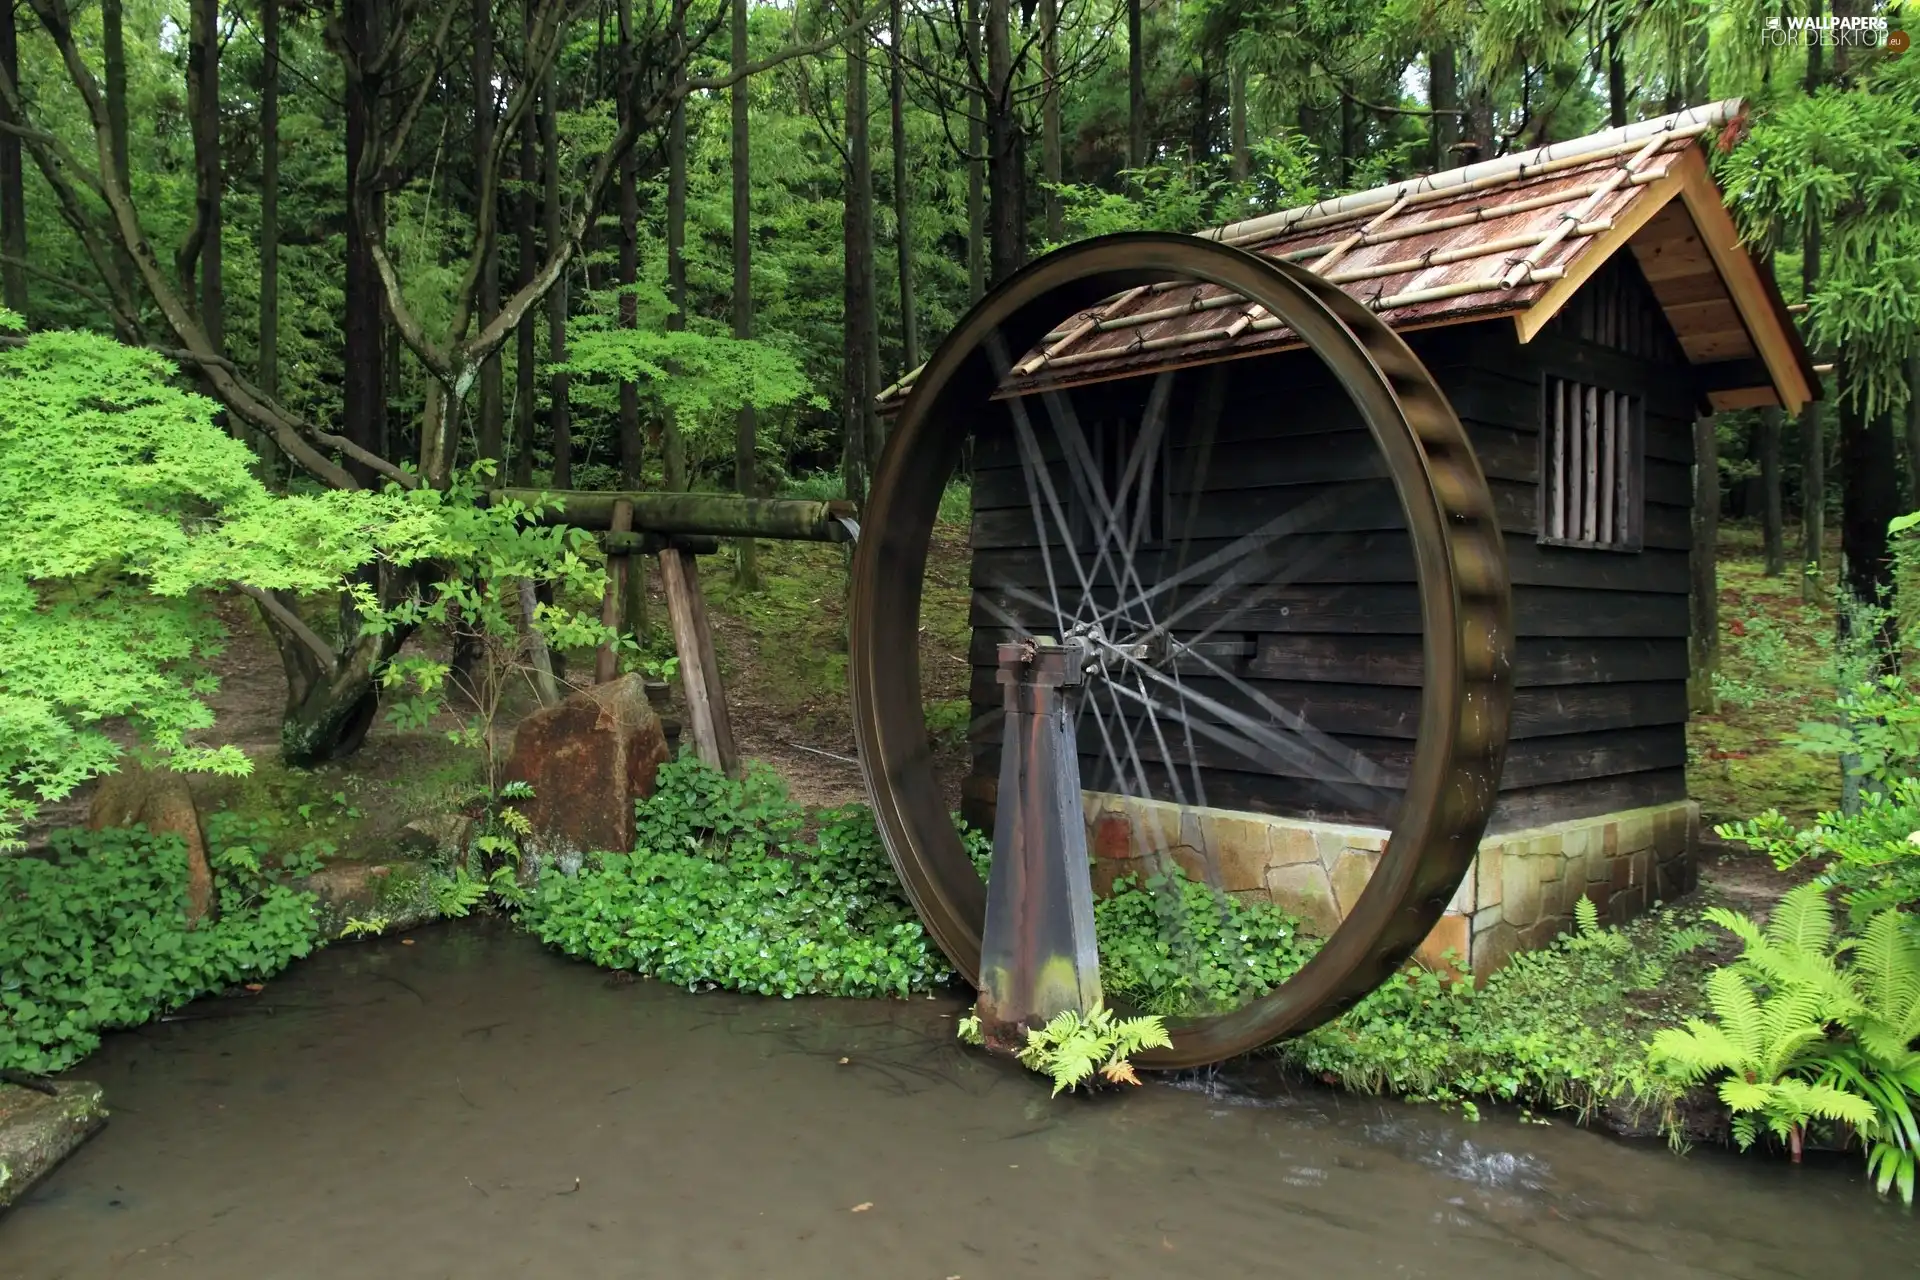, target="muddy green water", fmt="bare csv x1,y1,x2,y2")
4,921,1913,1278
